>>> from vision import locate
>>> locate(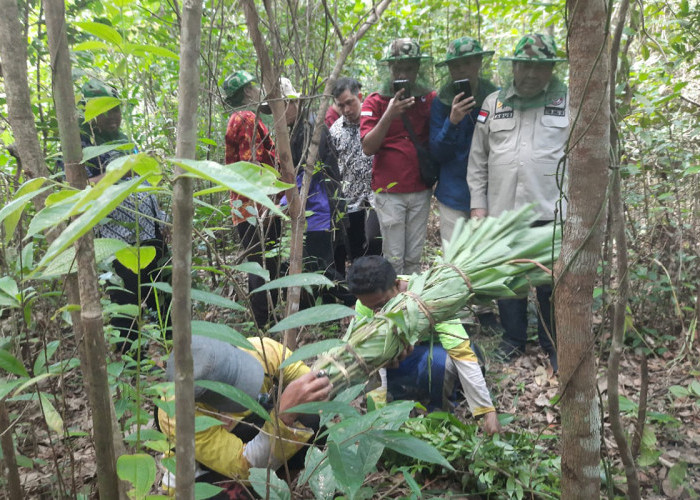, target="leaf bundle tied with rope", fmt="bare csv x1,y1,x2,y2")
313,206,561,395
